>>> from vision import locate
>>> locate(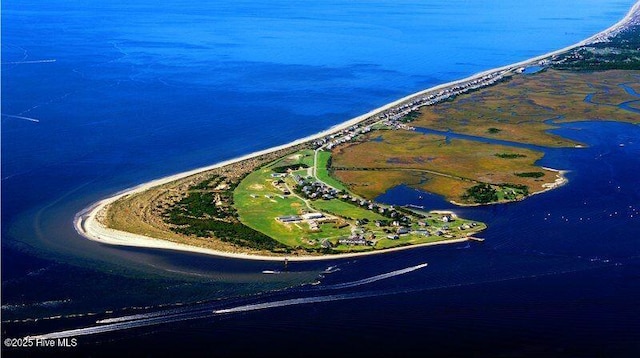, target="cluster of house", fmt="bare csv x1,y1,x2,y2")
587,10,640,44
381,118,415,130
551,50,587,65
272,168,480,247
333,224,427,246
339,219,417,246
335,225,375,246
314,71,512,149
378,72,509,128
375,213,478,241
294,175,341,200
313,124,373,150
295,176,413,222
338,235,373,246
